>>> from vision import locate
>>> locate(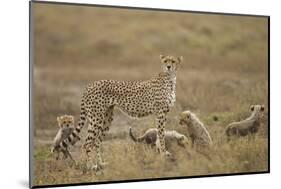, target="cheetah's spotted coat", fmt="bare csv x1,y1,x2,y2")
58,55,183,169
